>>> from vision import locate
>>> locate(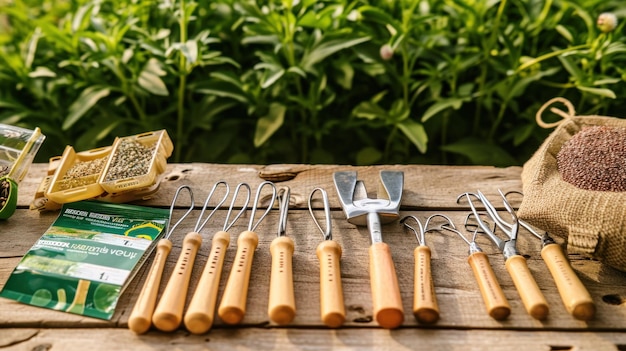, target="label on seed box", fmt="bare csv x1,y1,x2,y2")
0,200,169,320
